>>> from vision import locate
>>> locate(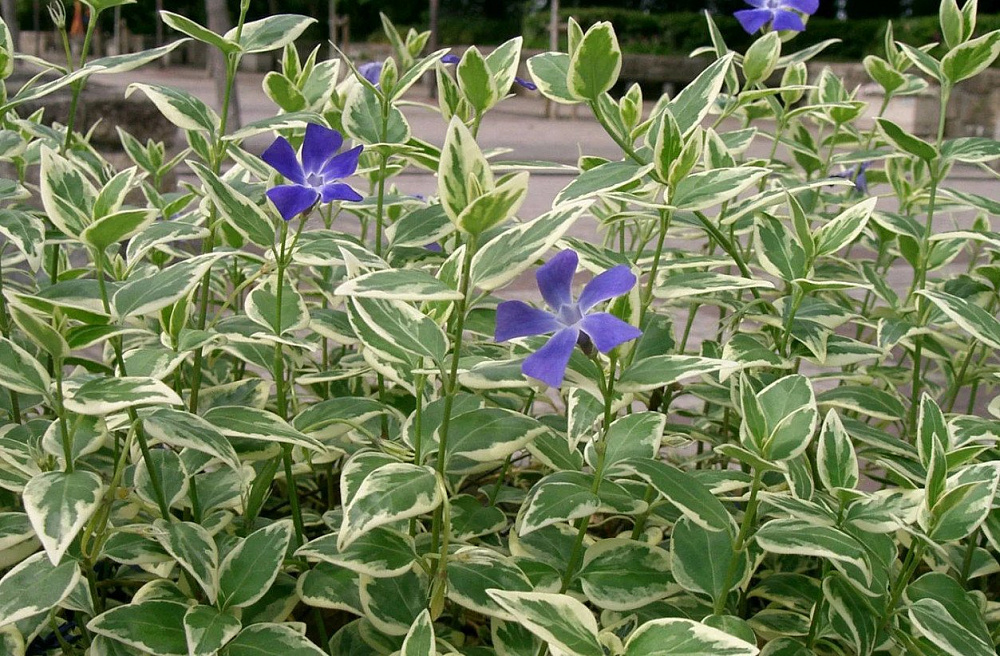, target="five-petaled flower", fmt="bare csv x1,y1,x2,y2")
261,123,363,221
735,0,819,34
494,250,642,387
